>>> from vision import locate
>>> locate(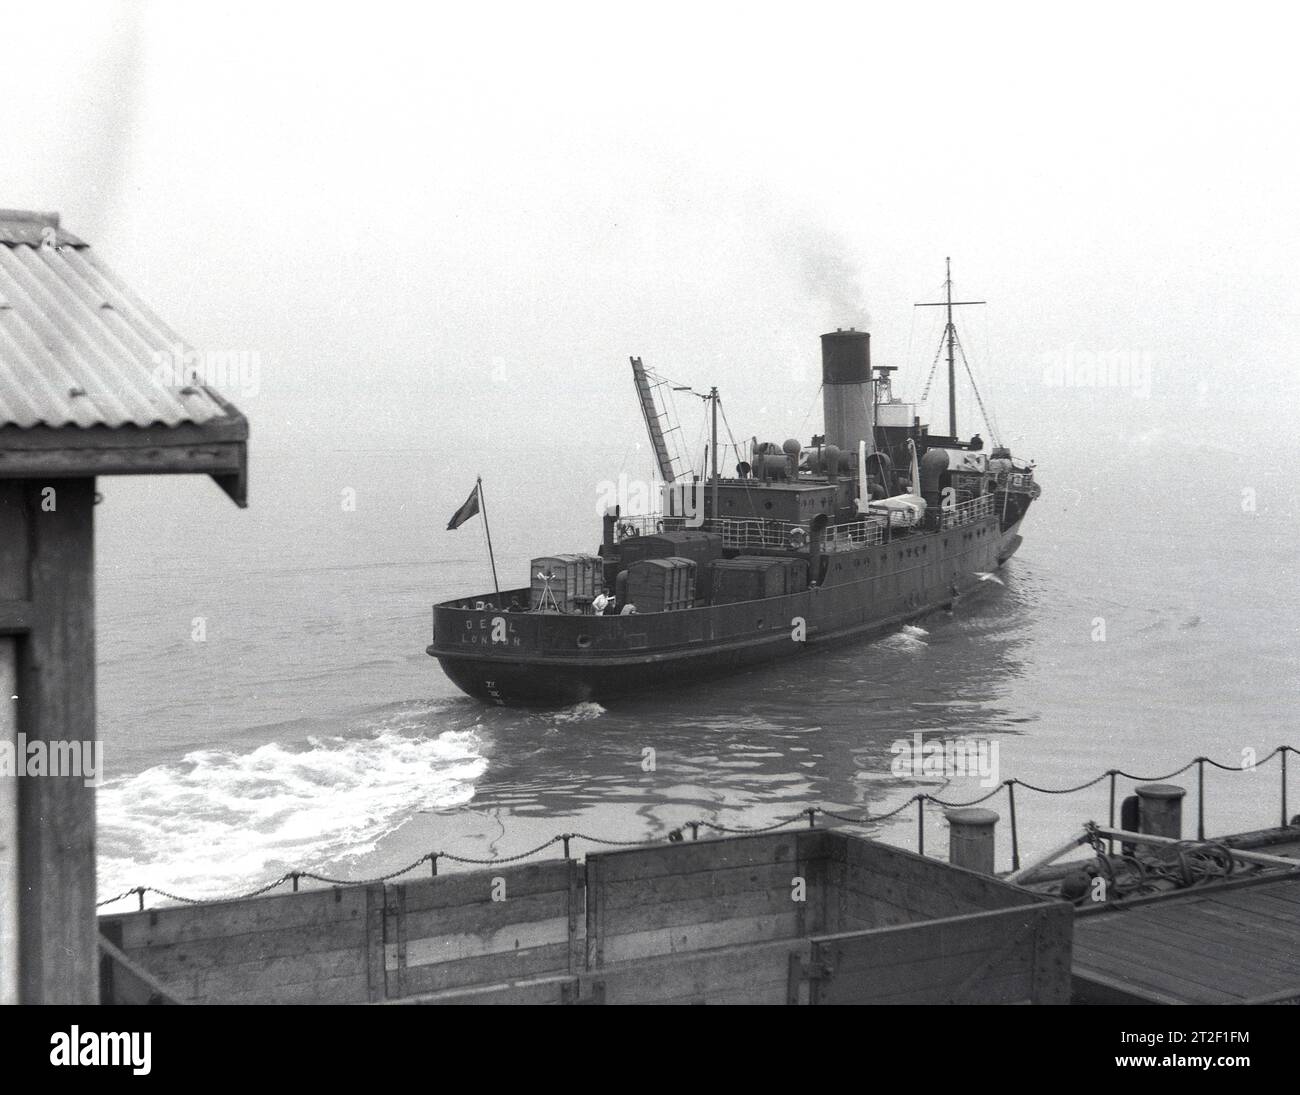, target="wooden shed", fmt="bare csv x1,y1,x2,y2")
0,209,248,1003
